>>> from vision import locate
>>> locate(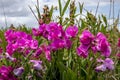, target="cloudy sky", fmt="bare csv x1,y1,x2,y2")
0,0,119,28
